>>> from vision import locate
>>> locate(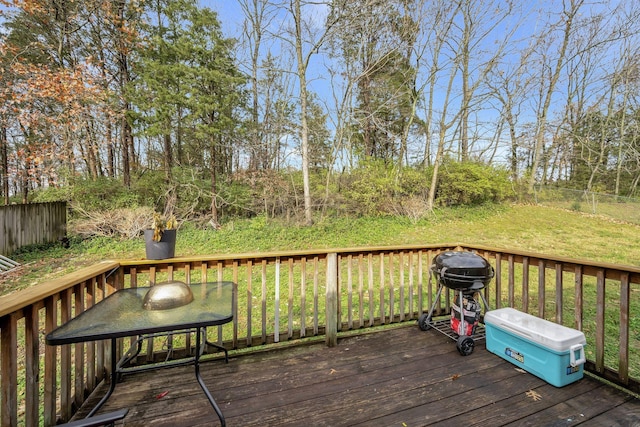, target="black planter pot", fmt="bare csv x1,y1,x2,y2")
144,229,176,260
